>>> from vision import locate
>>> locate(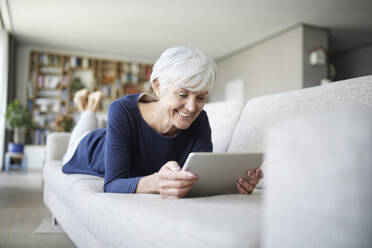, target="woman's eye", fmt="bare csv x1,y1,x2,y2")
197,96,206,101
178,94,187,98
